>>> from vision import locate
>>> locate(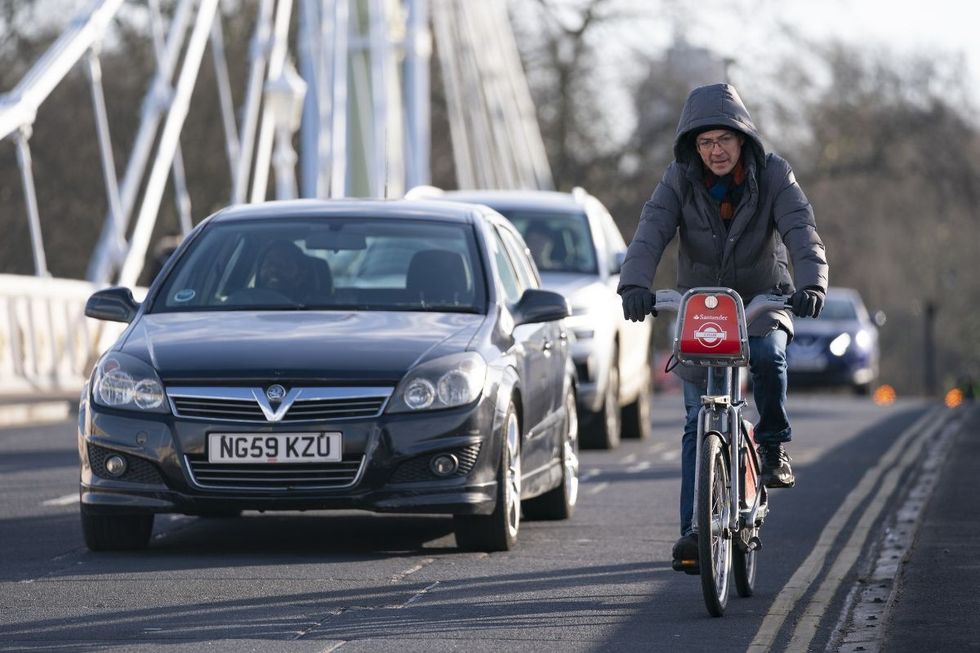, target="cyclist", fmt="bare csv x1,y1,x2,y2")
617,83,829,565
